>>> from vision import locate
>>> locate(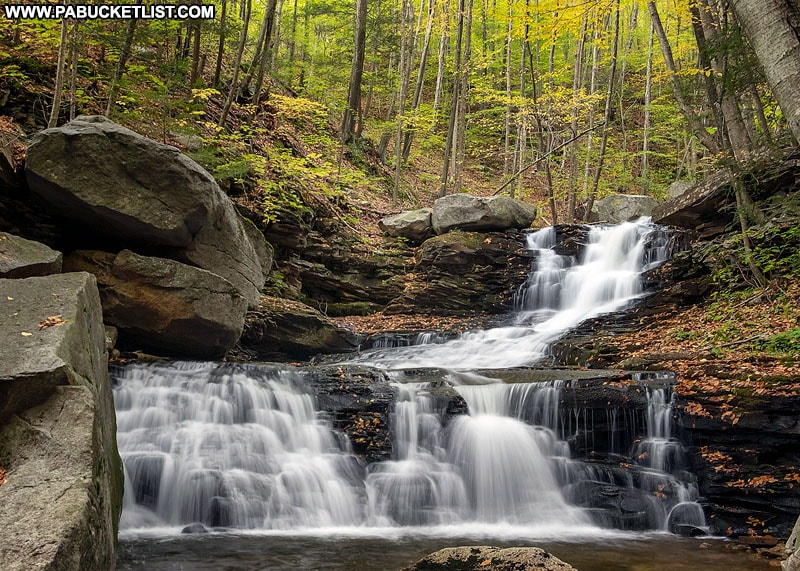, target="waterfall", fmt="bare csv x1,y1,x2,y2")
114,220,706,537
115,363,367,530
351,218,670,370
